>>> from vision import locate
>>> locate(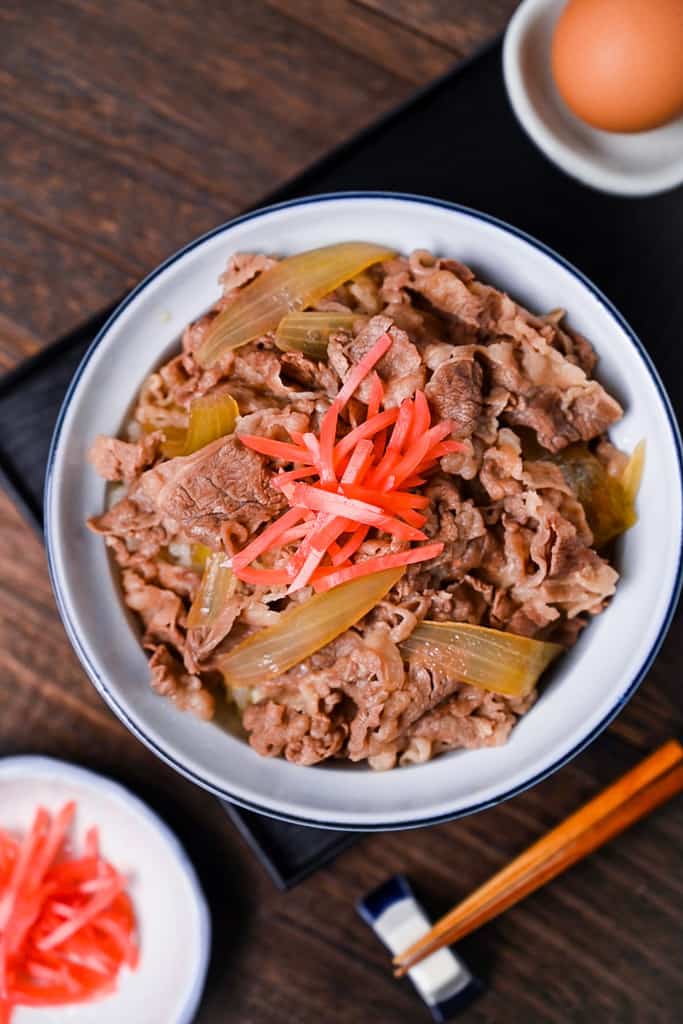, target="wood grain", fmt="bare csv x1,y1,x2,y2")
0,0,430,345
266,0,454,84
358,0,521,54
394,742,683,973
0,3,681,1023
